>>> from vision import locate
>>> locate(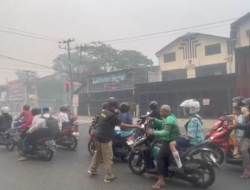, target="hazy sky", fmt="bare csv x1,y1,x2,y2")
0,0,250,84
